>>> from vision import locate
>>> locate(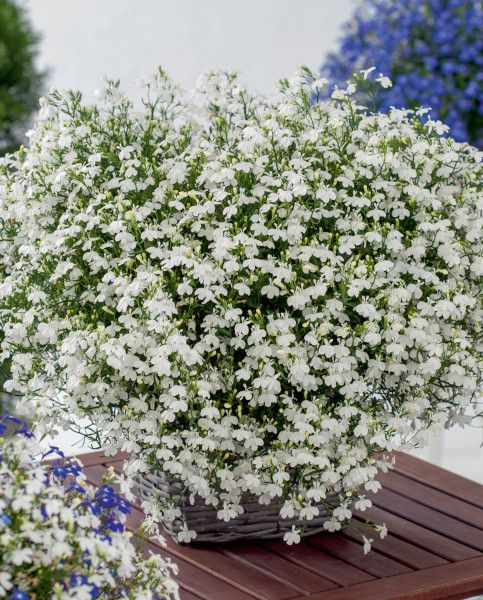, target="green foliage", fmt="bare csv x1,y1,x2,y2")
0,0,44,154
